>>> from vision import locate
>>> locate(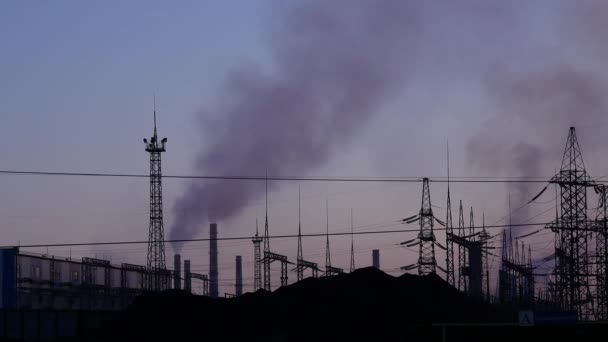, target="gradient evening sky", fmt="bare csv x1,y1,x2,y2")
1,1,607,294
